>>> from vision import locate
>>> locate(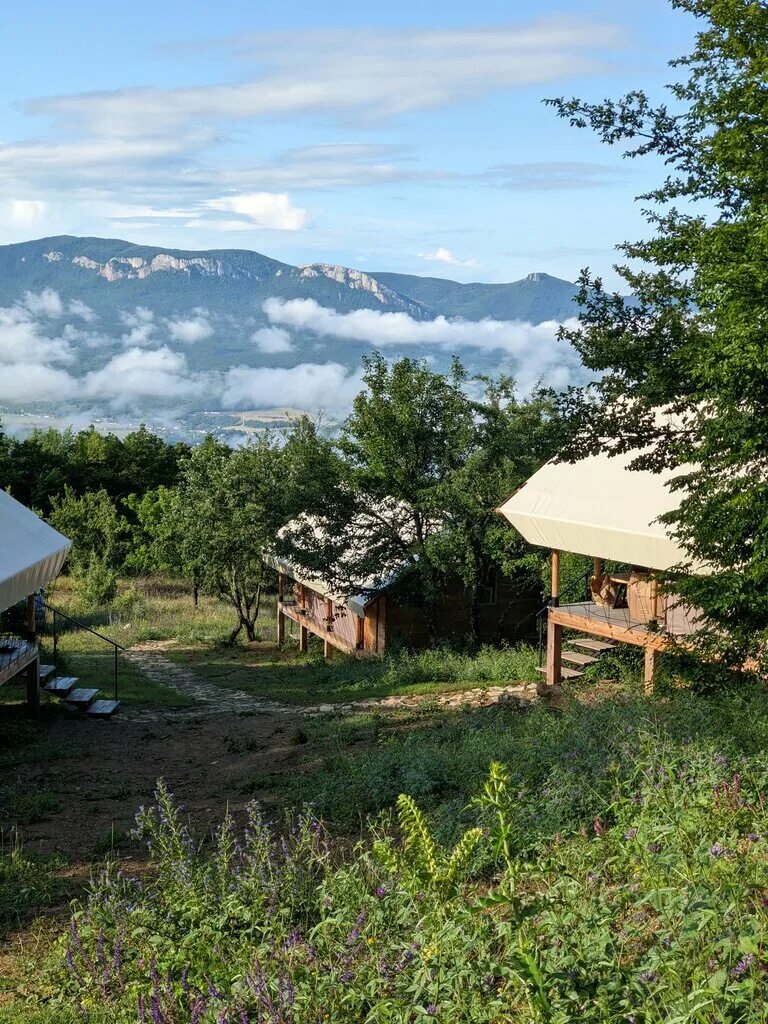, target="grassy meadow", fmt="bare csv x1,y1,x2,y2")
1,573,766,1022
